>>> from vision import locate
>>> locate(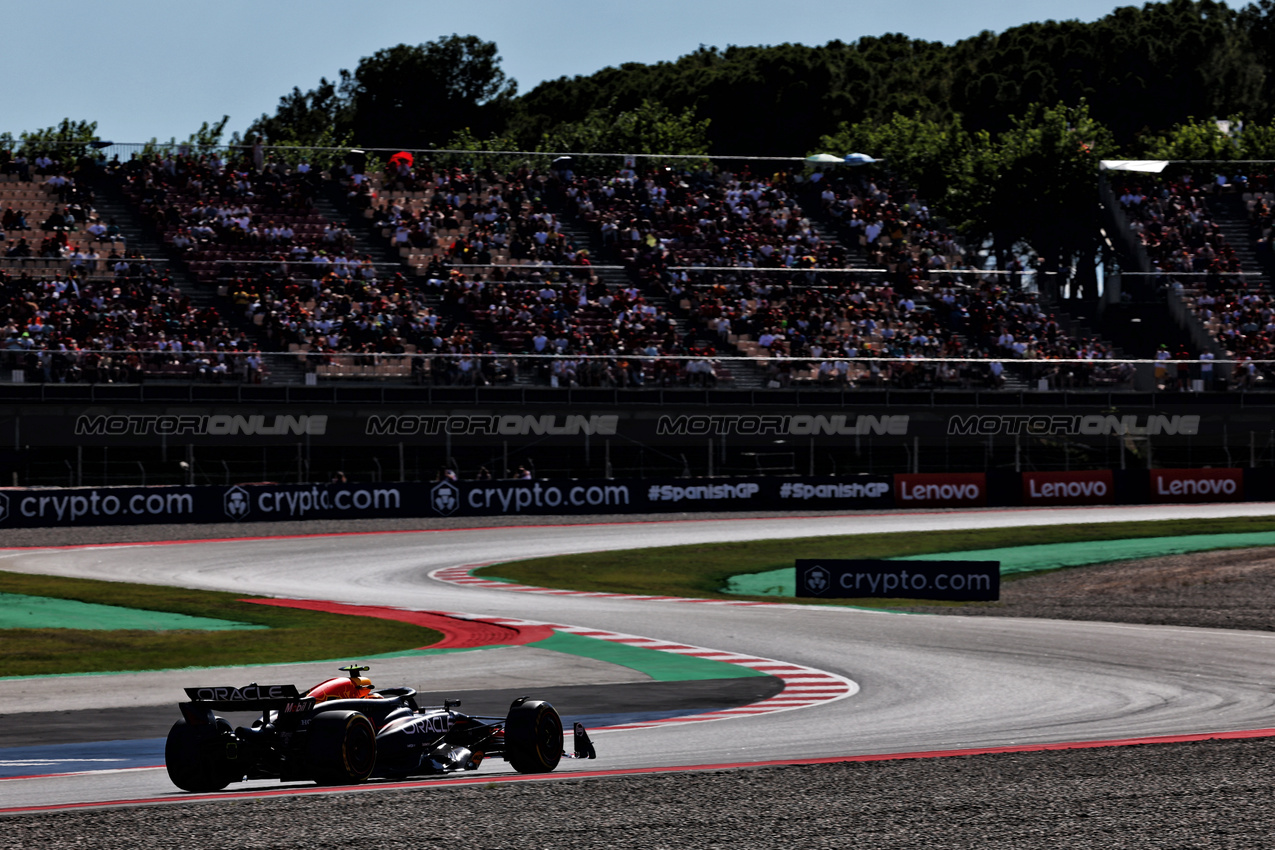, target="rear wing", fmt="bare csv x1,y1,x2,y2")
179,684,312,721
